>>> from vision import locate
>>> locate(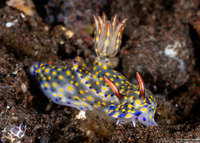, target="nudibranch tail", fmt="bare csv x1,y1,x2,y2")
30,62,42,76
93,13,127,58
